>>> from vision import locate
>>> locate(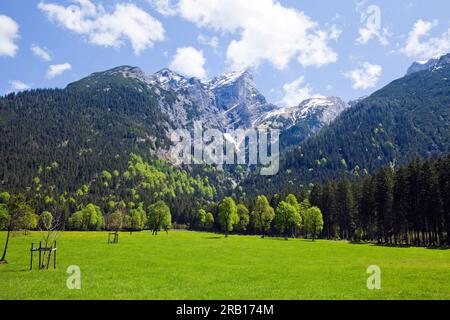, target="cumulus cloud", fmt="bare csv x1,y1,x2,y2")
171,0,339,70
38,0,165,55
344,62,382,90
8,80,31,92
280,76,323,107
46,63,72,79
355,3,390,46
401,19,450,59
31,44,52,61
169,47,207,79
0,15,19,57
148,0,177,16
197,34,219,50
